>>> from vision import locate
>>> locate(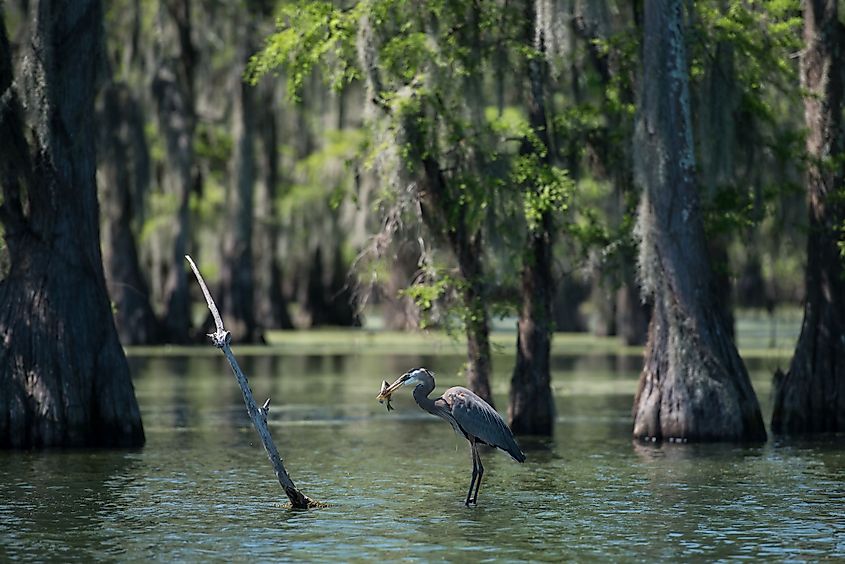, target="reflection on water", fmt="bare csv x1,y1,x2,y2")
0,351,843,560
